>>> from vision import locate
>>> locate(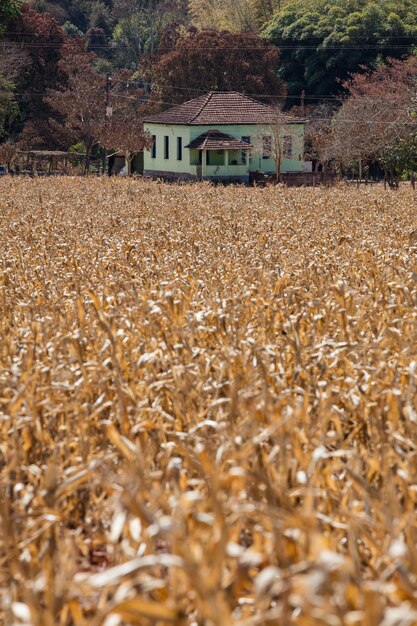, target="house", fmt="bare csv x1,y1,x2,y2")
143,92,305,183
